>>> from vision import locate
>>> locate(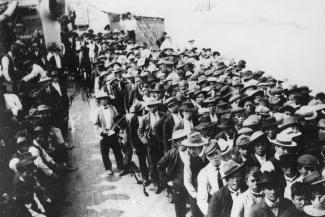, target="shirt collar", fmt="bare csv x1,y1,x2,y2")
285,174,298,183
228,186,241,195
264,197,279,209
